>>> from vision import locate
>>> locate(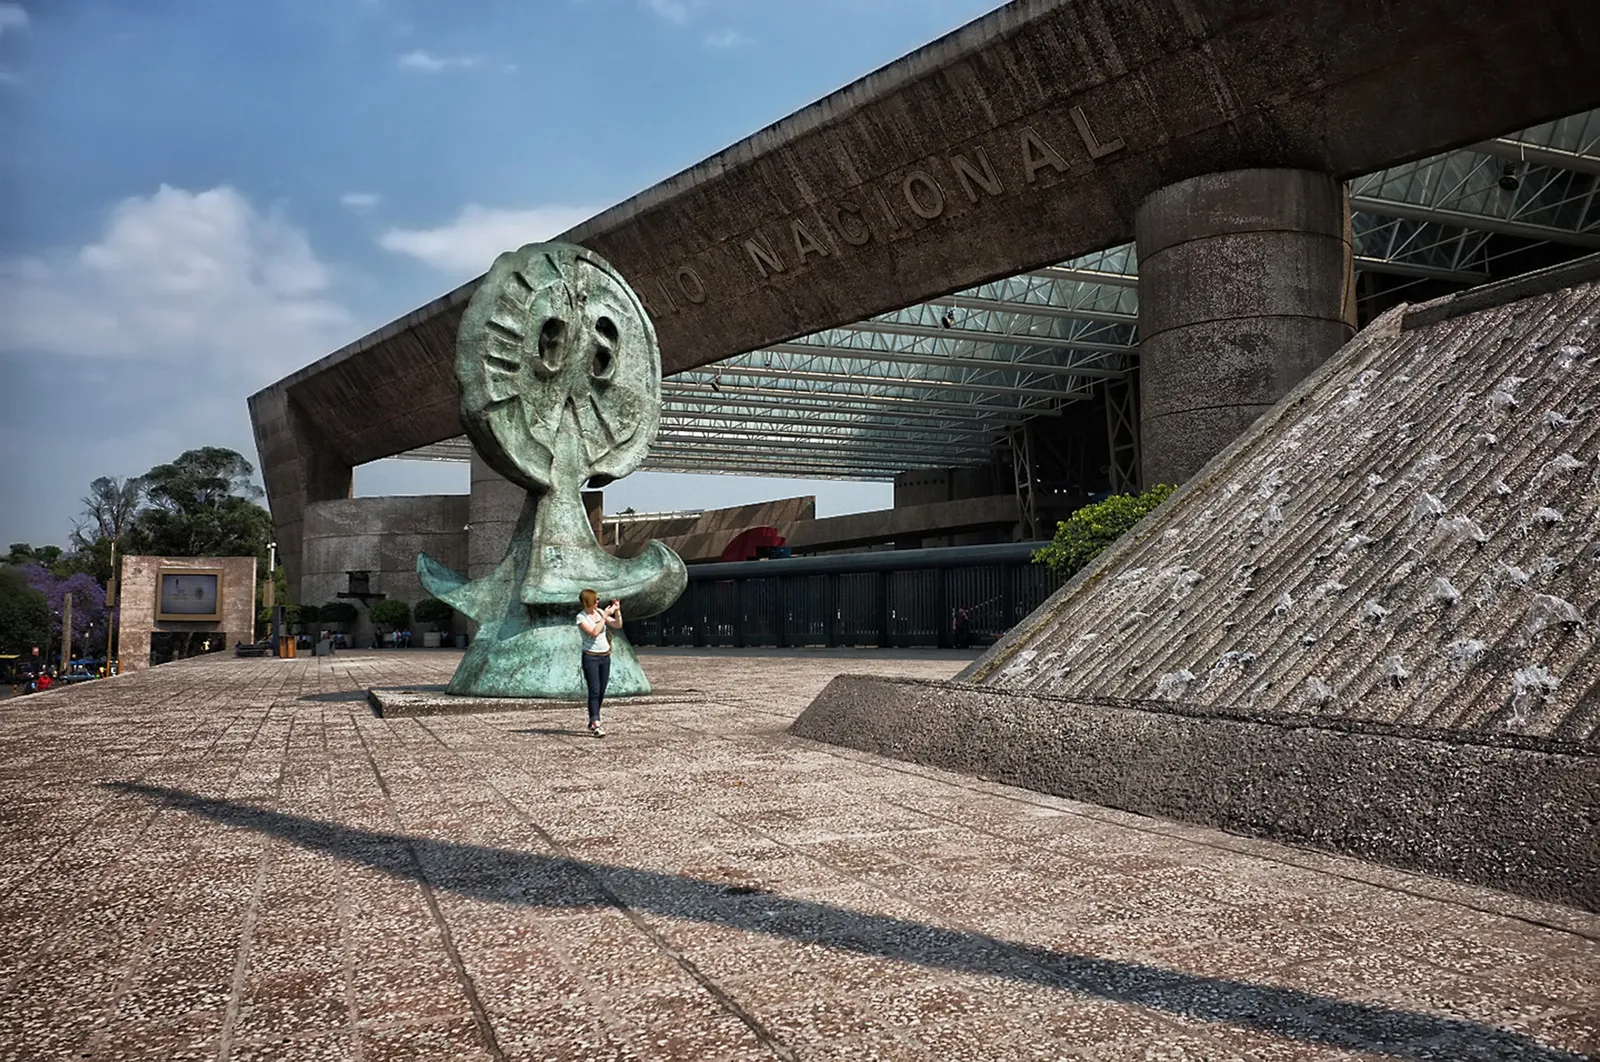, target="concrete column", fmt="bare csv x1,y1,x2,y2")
1135,169,1355,487
468,453,524,582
